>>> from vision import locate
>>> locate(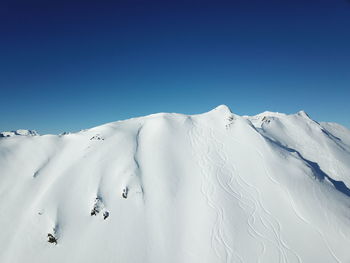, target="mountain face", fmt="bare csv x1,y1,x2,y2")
0,105,349,263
